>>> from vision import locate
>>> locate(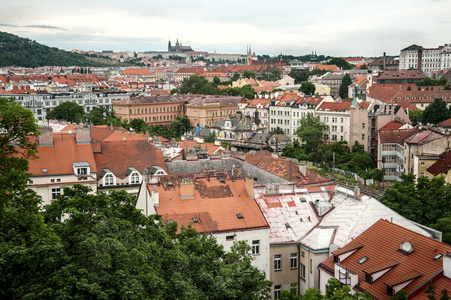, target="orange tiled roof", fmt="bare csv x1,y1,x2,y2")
27,133,97,176
315,64,340,72
178,140,223,155
321,219,451,300
154,175,269,234
120,68,154,76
